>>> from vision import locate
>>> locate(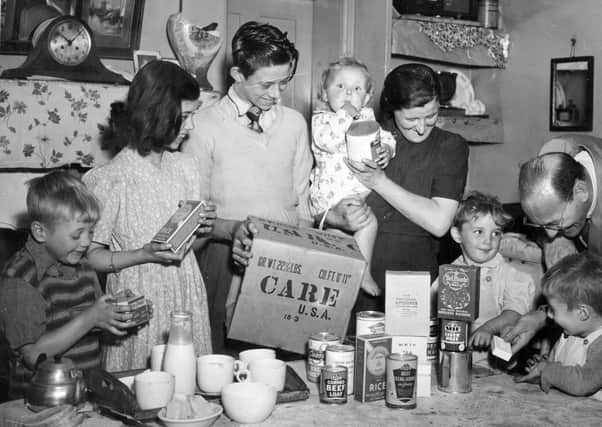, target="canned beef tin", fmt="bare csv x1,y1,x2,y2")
319,365,347,404
307,332,341,382
325,344,354,395
356,311,385,336
386,353,418,409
